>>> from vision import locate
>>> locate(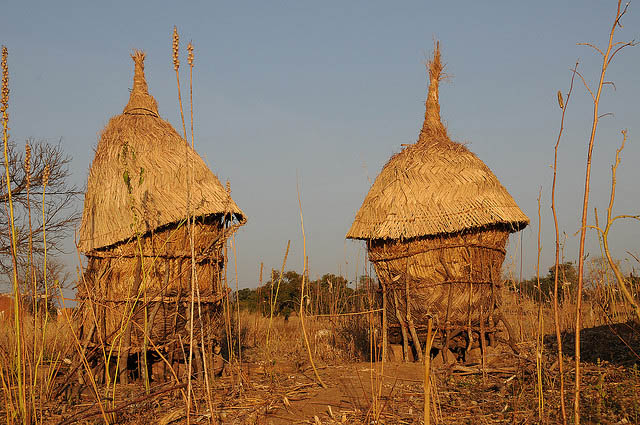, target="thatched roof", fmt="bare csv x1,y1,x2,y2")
79,51,245,252
346,44,528,241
